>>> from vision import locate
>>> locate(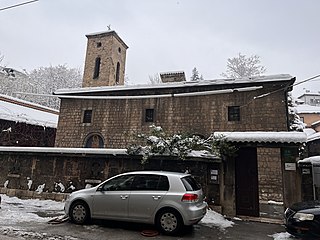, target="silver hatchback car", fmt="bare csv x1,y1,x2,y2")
64,171,207,235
